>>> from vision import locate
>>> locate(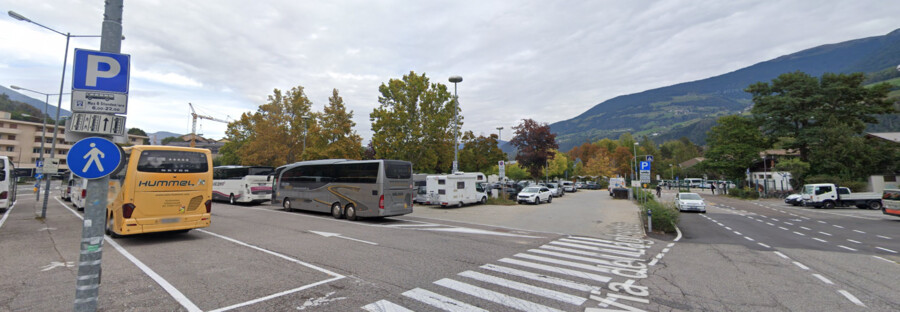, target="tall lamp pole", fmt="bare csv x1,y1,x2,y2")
10,86,69,202
8,11,100,219
496,127,503,142
449,75,462,173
